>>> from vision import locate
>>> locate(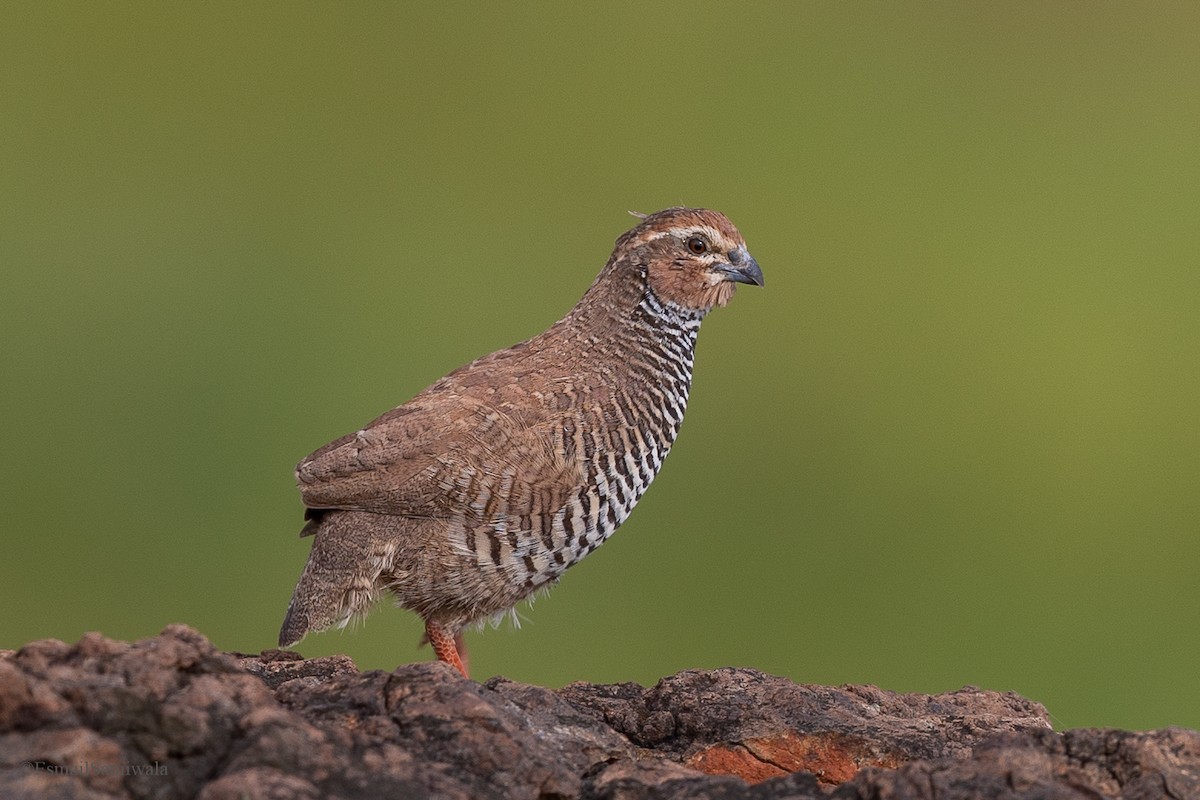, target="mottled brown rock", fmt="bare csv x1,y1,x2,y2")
234,649,357,691
838,726,1200,800
0,625,1196,800
686,731,904,785
556,668,1050,786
